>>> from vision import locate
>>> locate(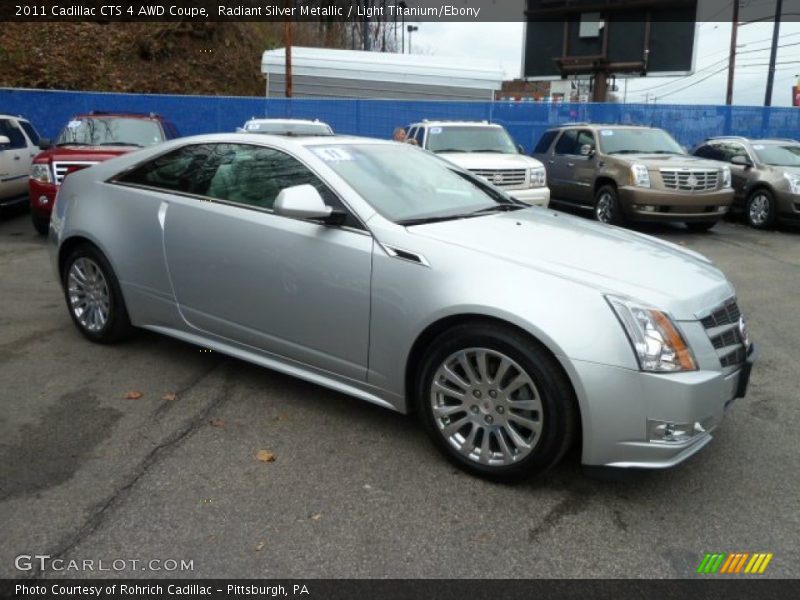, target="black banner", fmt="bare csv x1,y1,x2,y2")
1,579,798,600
